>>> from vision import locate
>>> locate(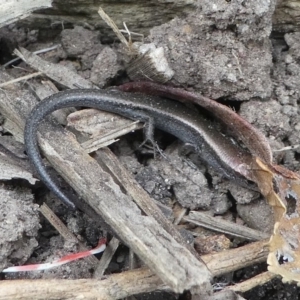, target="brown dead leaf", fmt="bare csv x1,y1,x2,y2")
251,158,300,284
